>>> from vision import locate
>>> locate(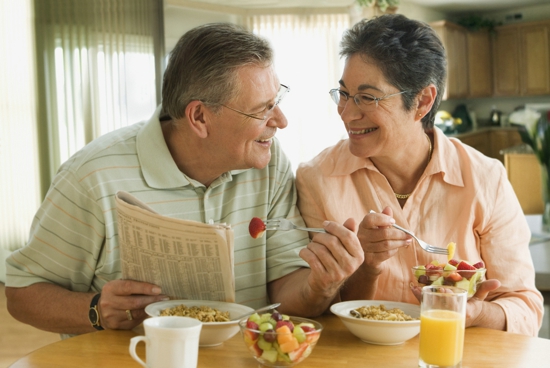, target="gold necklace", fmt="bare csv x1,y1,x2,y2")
394,133,432,200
